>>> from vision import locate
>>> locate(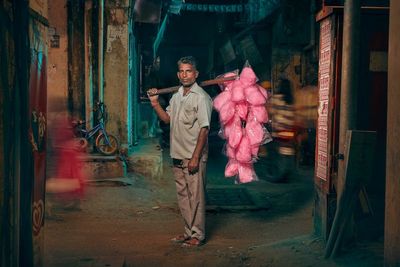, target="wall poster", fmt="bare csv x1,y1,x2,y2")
316,17,333,181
